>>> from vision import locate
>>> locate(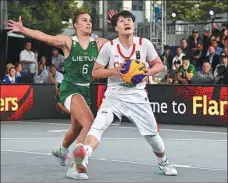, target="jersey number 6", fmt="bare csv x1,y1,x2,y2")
82,64,89,74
